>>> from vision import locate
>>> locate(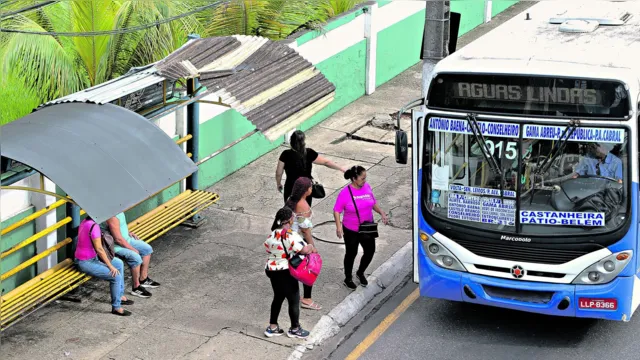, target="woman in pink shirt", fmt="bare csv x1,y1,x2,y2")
333,166,389,290
75,216,133,316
